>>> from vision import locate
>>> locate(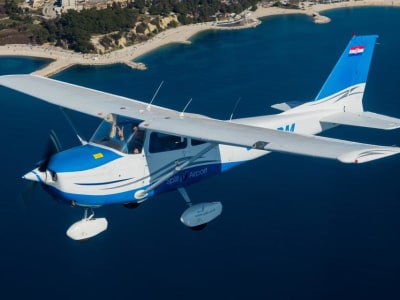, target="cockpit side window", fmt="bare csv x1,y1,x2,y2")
90,120,123,151
149,132,187,153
